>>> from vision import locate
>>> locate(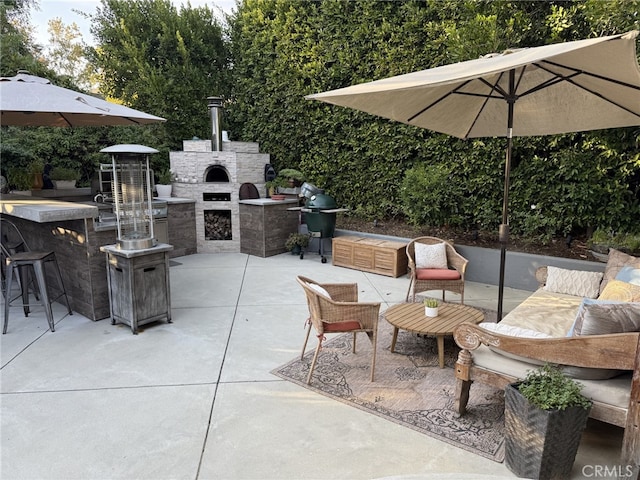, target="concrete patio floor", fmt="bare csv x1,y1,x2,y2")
1,251,624,479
